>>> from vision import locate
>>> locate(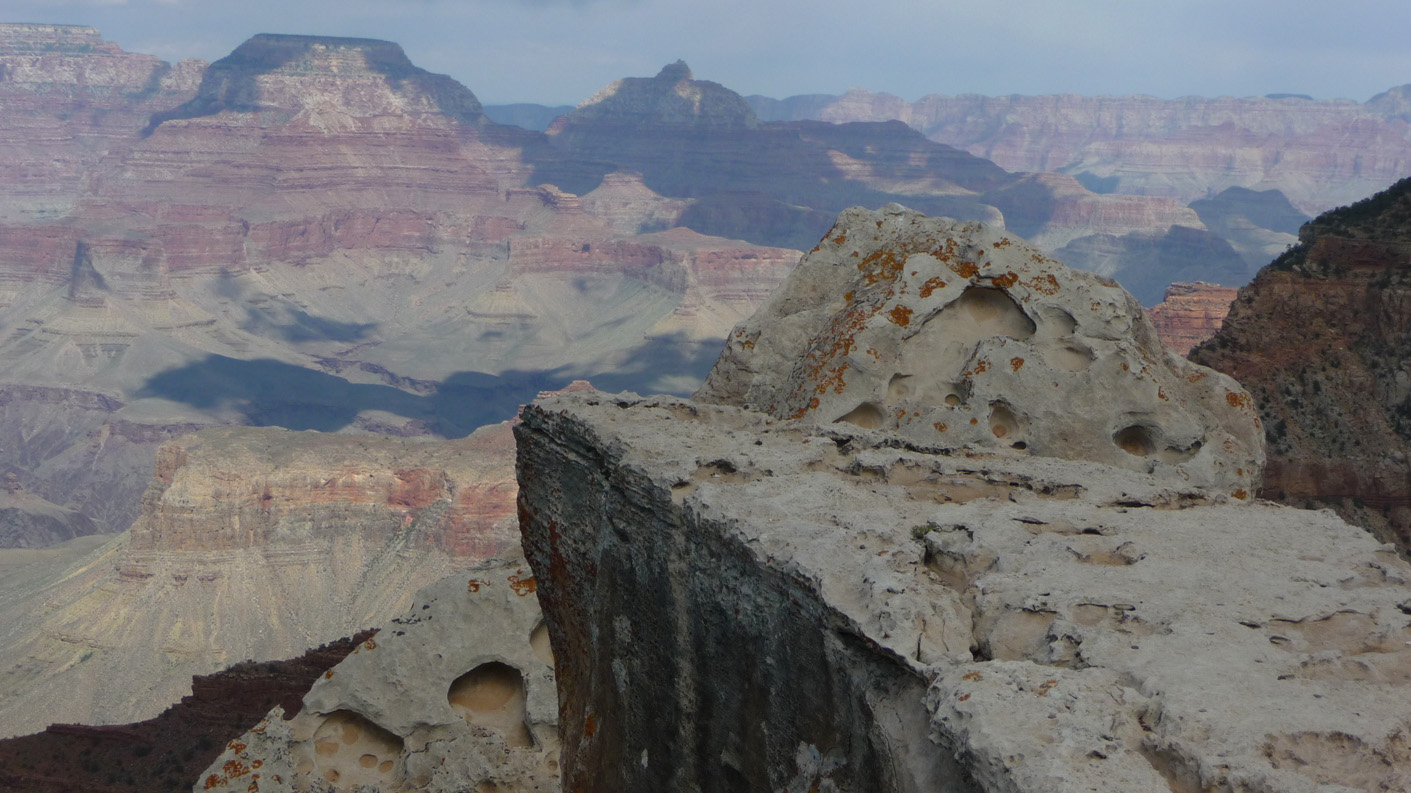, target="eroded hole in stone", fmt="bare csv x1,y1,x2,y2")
951,287,1037,339
989,402,1024,442
1042,306,1078,336
311,711,403,789
1114,425,1156,457
449,662,533,748
887,373,913,402
835,402,886,430
530,621,555,668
